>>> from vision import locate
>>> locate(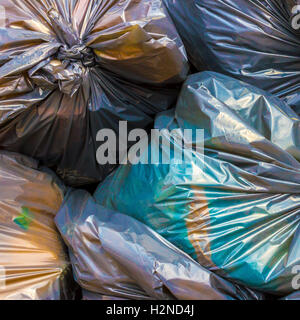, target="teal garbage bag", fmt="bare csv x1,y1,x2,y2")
95,72,300,295
55,189,264,300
